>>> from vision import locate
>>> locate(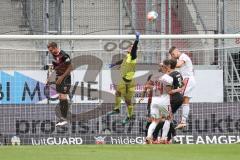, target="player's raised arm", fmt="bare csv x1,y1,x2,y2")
130,32,140,60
